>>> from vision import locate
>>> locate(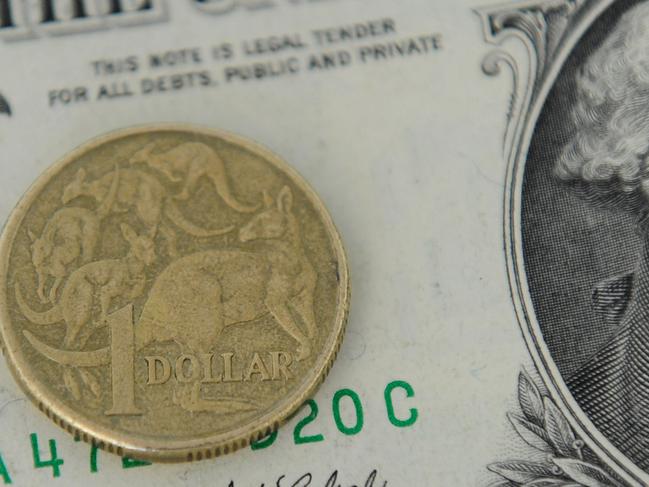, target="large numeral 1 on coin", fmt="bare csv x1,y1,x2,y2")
105,305,142,416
